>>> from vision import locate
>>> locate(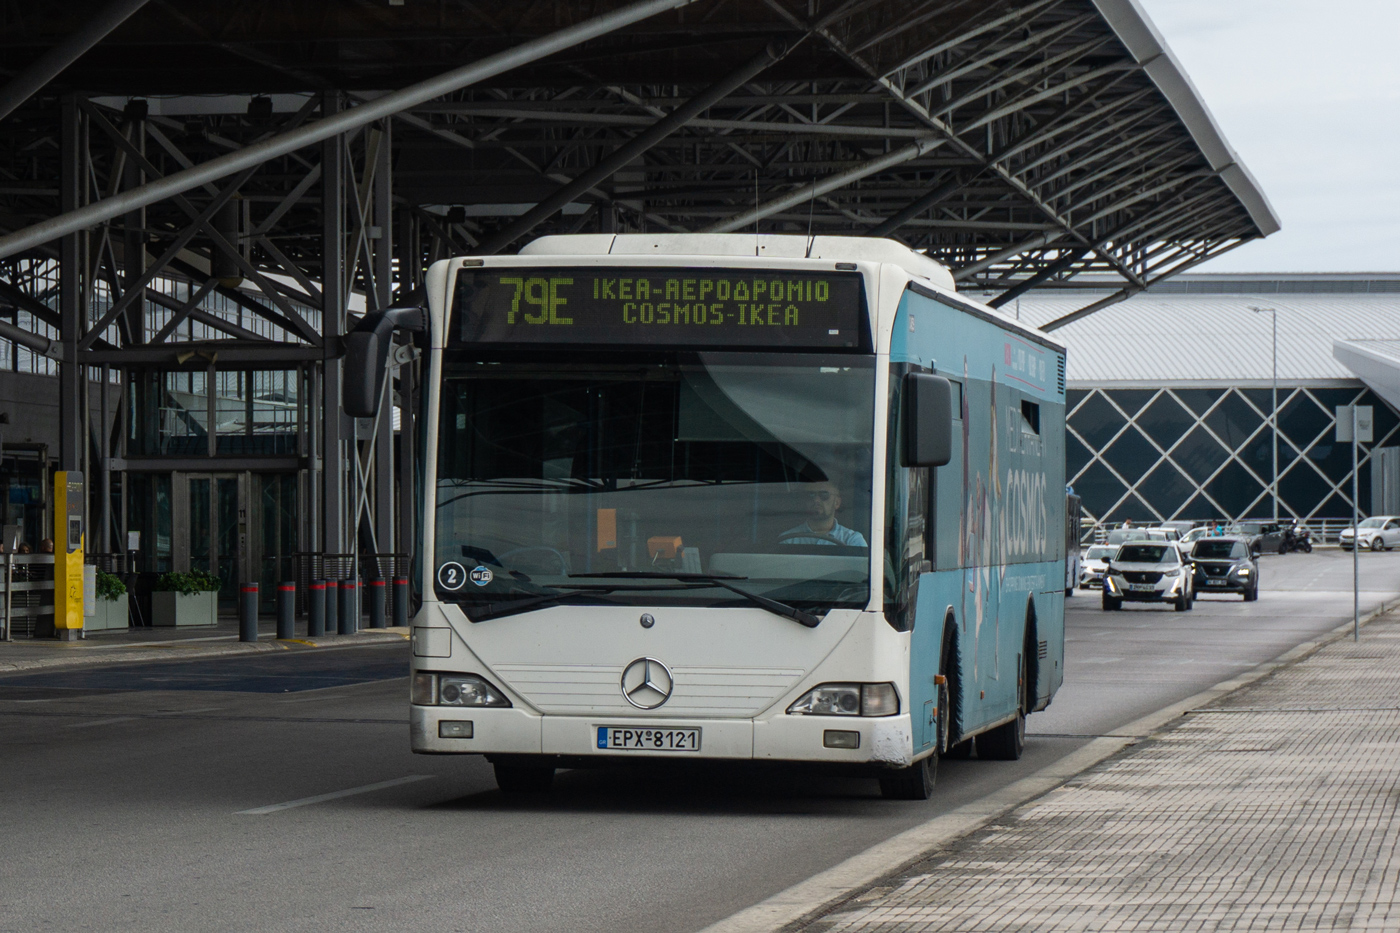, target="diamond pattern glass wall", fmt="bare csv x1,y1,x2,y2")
1067,386,1399,526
